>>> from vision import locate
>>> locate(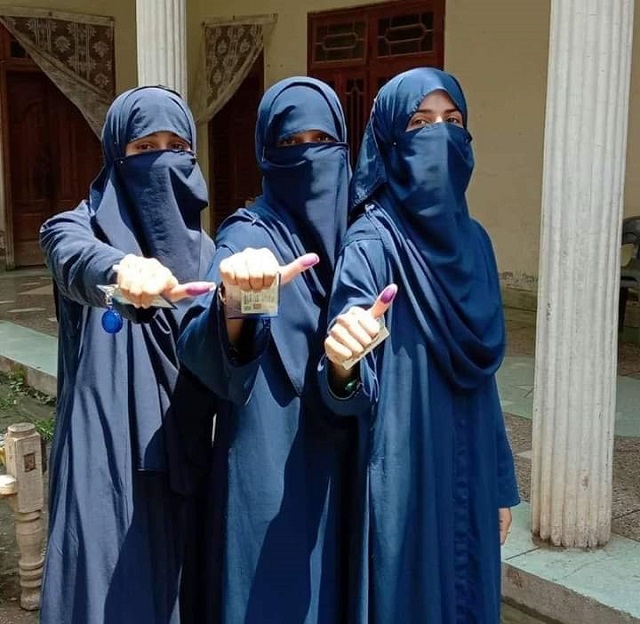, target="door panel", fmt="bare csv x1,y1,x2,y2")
209,56,263,234
5,70,102,266
49,86,103,212
6,71,51,266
